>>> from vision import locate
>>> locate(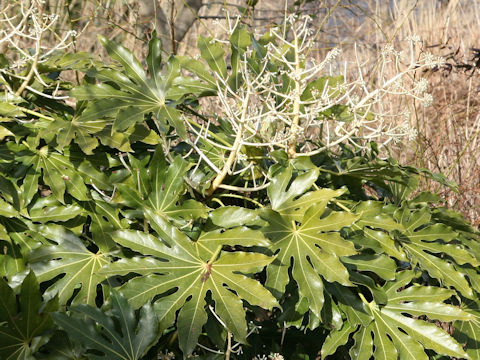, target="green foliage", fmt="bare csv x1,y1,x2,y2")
1,23,479,360
29,224,110,306
261,166,358,317
53,290,158,360
0,271,58,359
347,272,471,360
101,212,277,355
